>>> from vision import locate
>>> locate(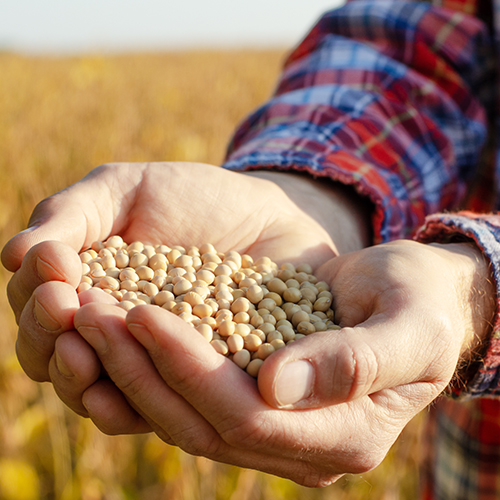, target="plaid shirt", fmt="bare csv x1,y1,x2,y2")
222,0,500,497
